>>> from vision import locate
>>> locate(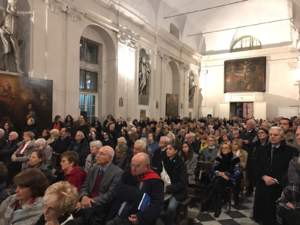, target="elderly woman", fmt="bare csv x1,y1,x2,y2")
60,151,86,190
11,131,35,170
35,181,79,225
202,143,240,217
0,169,48,225
84,140,102,172
34,138,53,166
